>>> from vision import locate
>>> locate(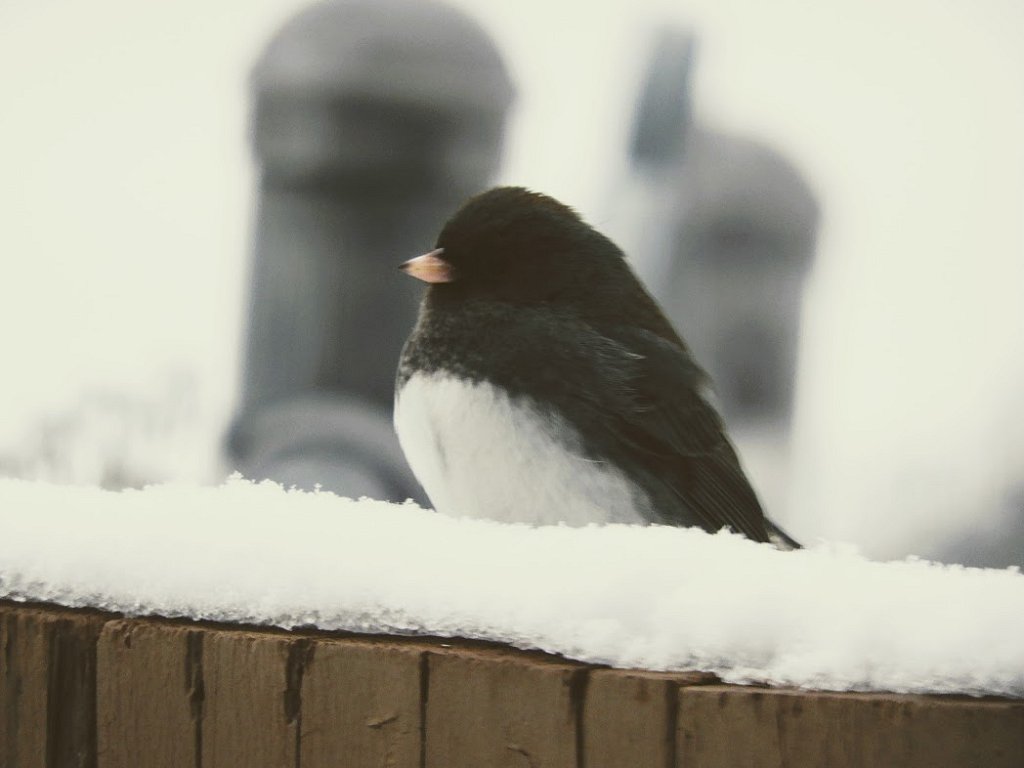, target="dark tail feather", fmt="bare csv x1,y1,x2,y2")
766,519,802,550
